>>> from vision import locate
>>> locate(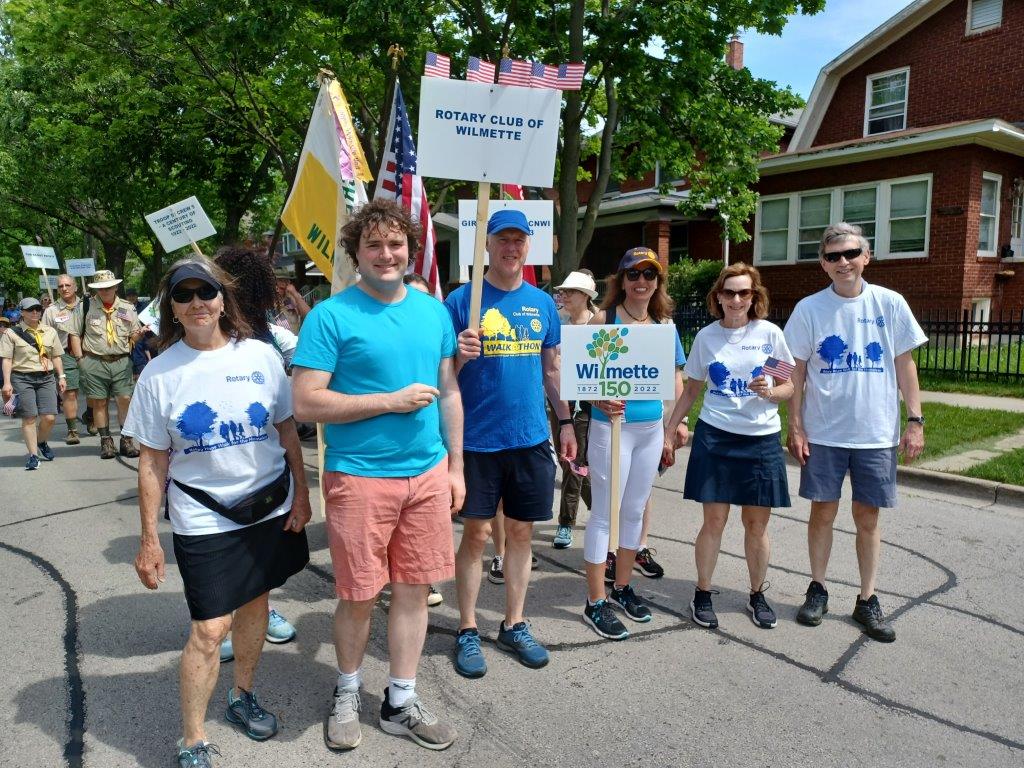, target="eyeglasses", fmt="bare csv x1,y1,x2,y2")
822,247,863,263
719,288,753,300
170,285,219,304
624,267,658,281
